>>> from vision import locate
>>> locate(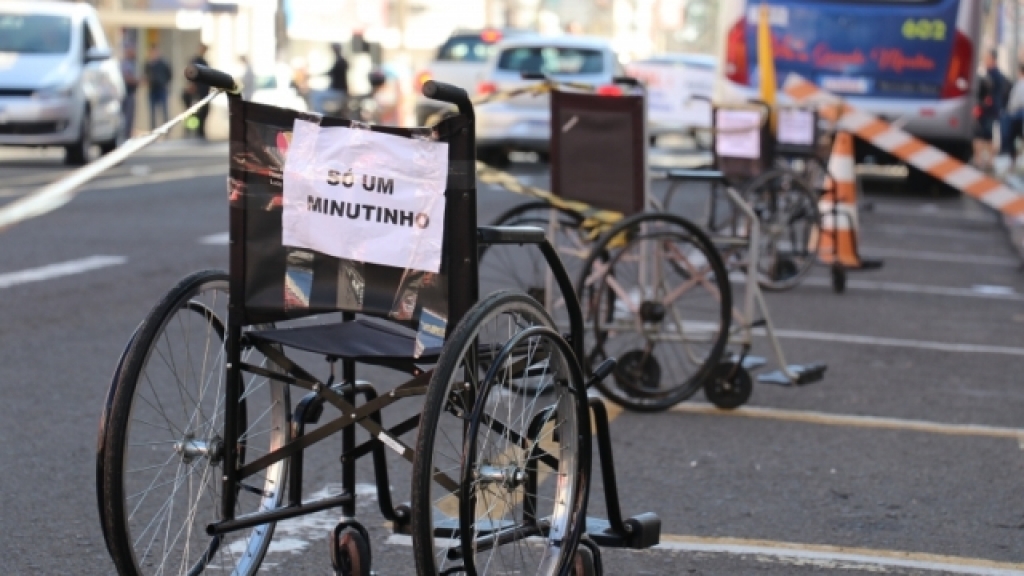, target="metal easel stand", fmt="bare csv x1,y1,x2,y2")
723,184,827,387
